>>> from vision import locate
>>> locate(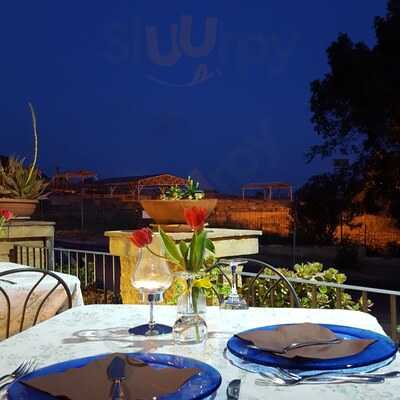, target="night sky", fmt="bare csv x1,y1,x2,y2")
0,1,387,194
